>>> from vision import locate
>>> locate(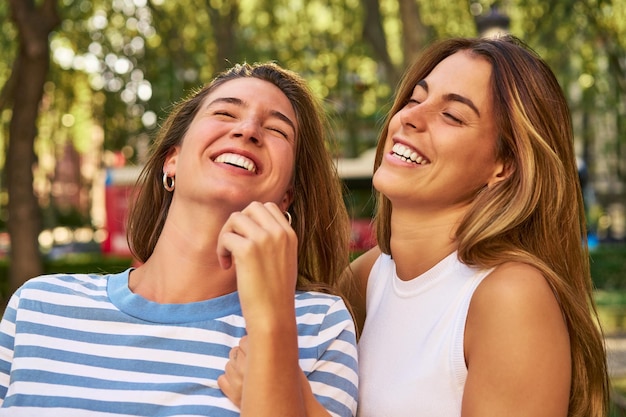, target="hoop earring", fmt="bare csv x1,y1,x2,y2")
163,172,175,192
284,211,292,225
